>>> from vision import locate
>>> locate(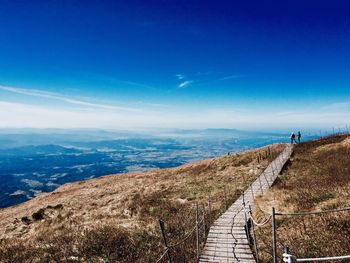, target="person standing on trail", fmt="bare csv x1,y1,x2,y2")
297,131,301,143
291,132,296,144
